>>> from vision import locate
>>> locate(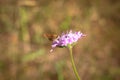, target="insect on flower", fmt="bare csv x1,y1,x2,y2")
43,33,58,41
50,30,86,52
